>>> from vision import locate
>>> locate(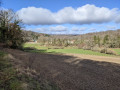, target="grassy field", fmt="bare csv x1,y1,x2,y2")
23,43,120,56
111,48,120,55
